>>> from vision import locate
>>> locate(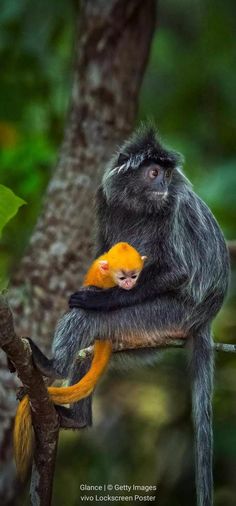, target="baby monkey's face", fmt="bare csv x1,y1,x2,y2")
112,269,141,290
